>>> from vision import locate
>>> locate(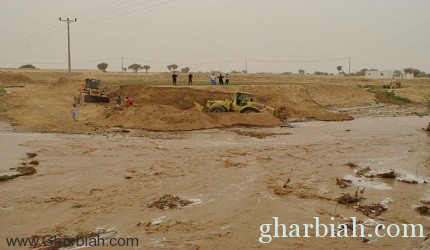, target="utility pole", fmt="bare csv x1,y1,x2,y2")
121,57,124,72
348,57,351,75
59,17,77,83
245,59,248,73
